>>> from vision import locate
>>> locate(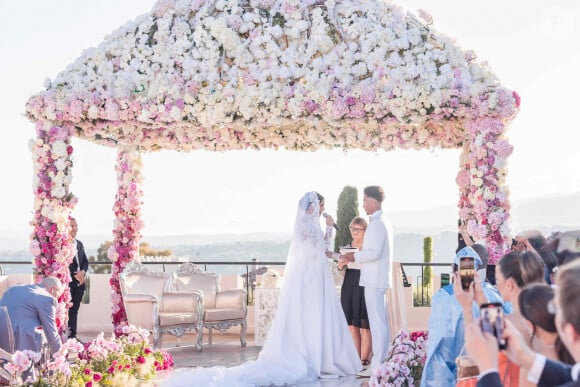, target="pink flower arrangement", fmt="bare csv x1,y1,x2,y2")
370,330,428,387
3,325,172,386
